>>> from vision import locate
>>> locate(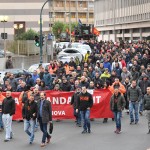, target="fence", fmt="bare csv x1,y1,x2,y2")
0,40,46,56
